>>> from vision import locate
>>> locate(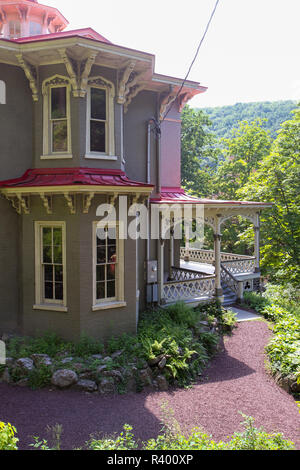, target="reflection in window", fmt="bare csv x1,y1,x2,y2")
0,81,5,104
42,226,64,302
90,88,107,153
50,87,68,153
30,22,42,36
9,21,21,39
96,226,117,301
